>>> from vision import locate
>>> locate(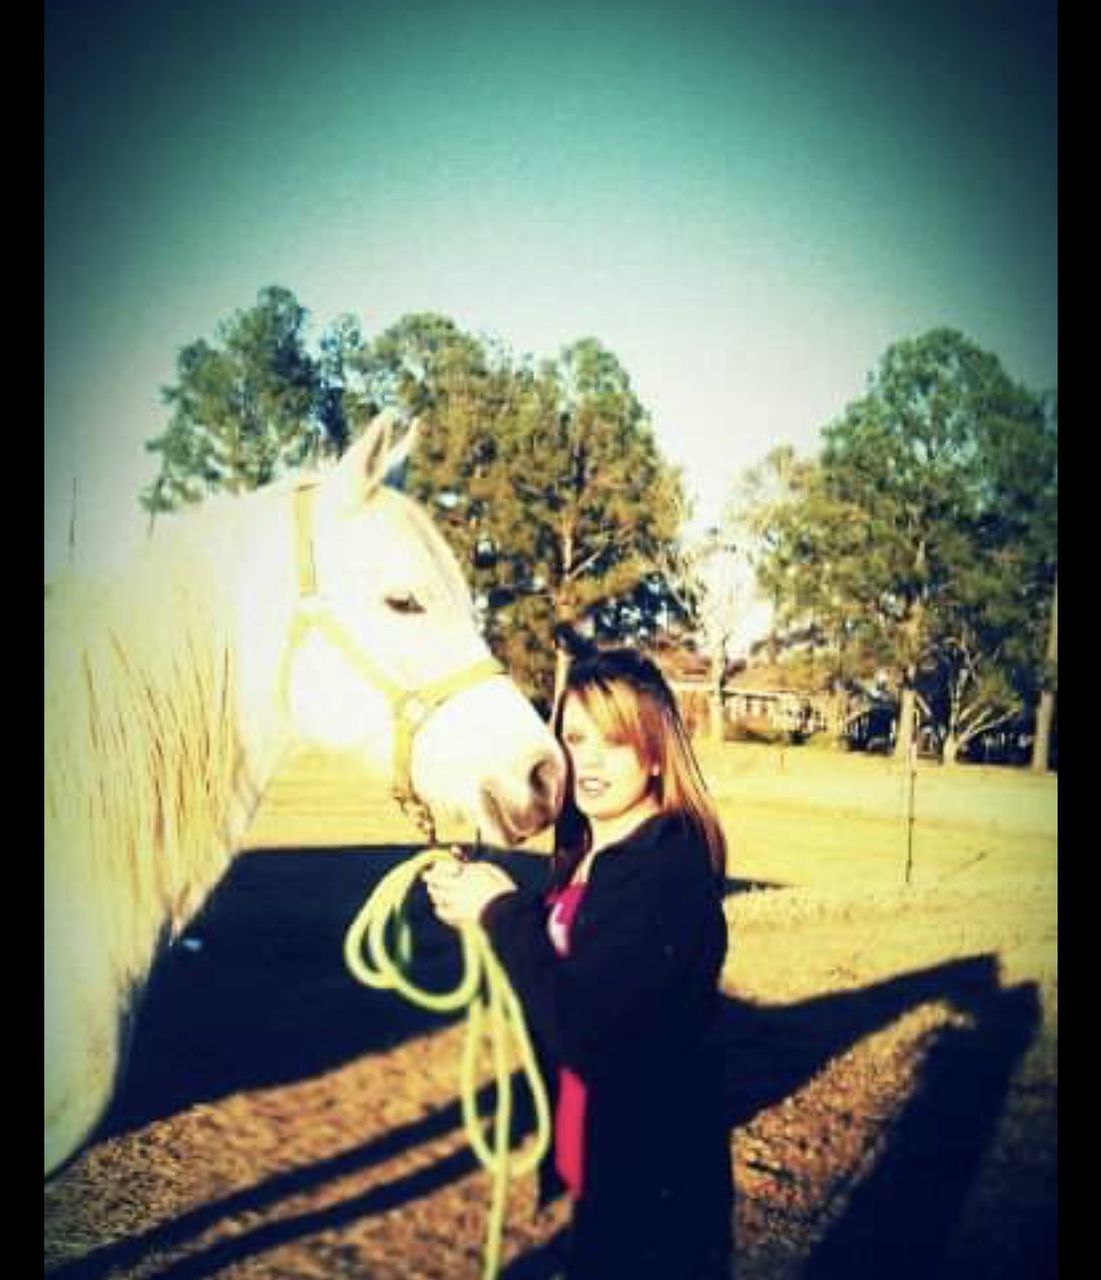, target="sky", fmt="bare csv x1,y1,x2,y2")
44,0,1058,582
